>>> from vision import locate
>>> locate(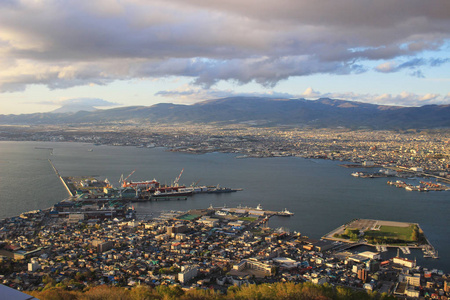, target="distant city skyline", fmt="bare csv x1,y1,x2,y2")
0,0,449,114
